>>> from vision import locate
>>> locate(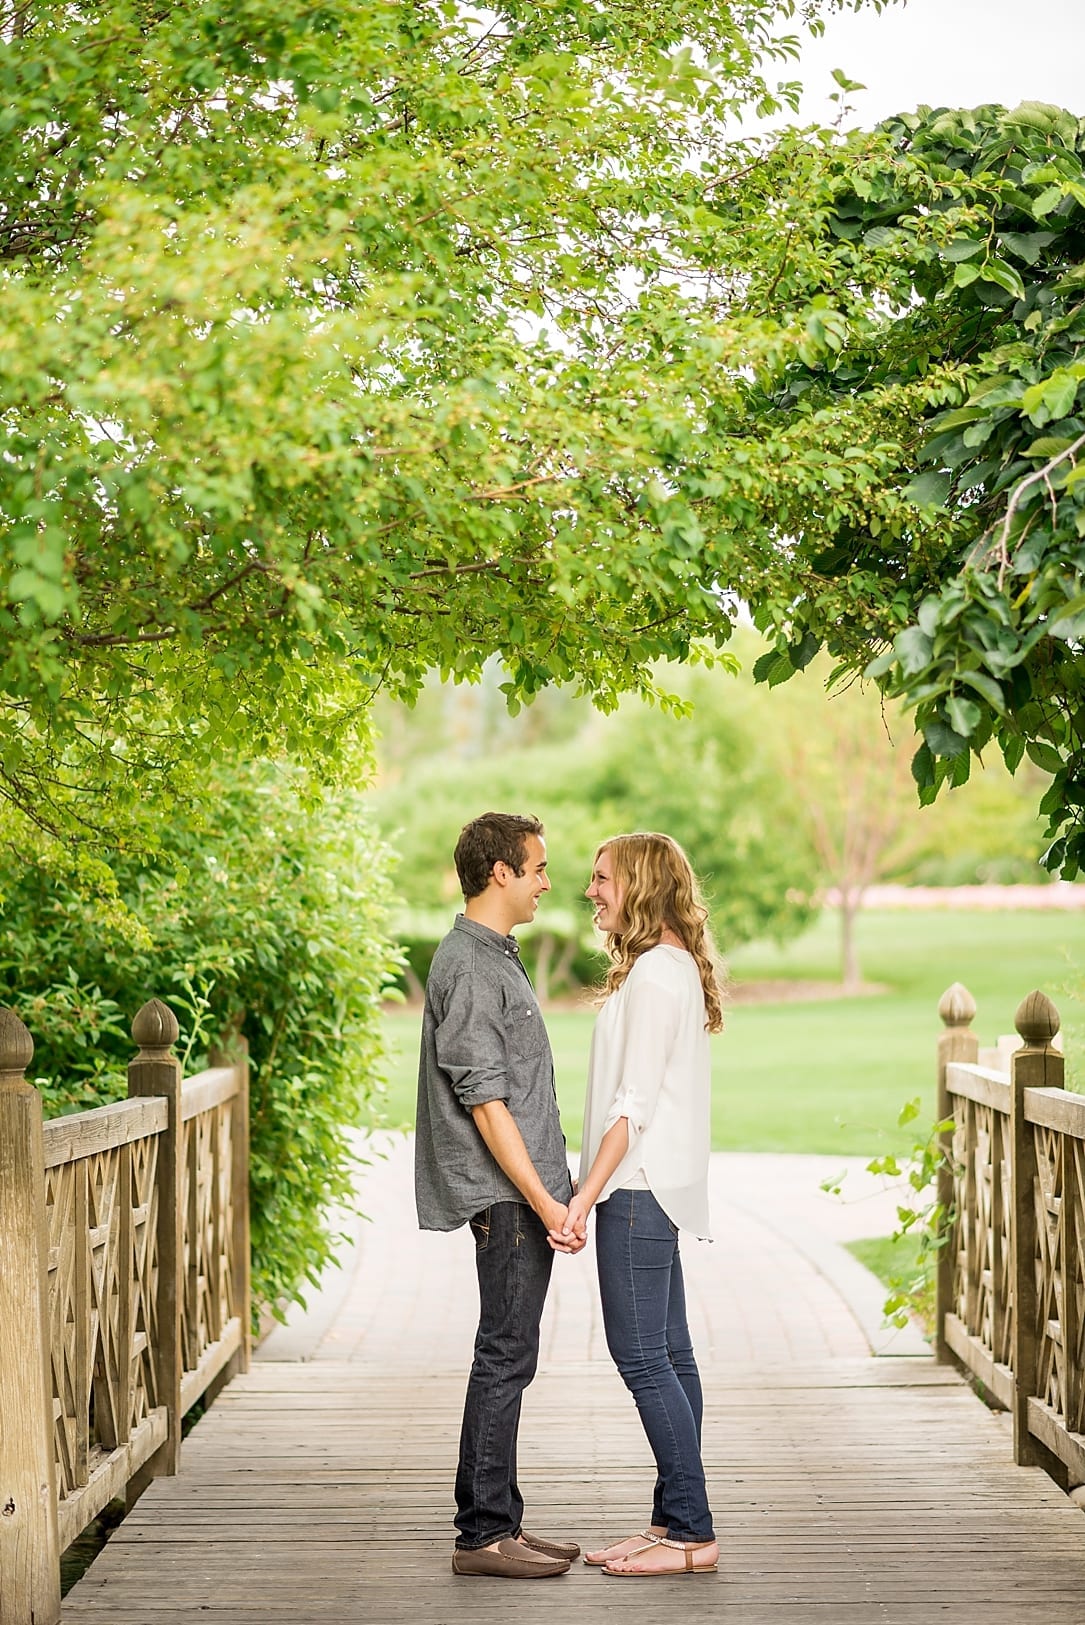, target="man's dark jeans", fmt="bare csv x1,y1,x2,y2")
454,1200,554,1550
